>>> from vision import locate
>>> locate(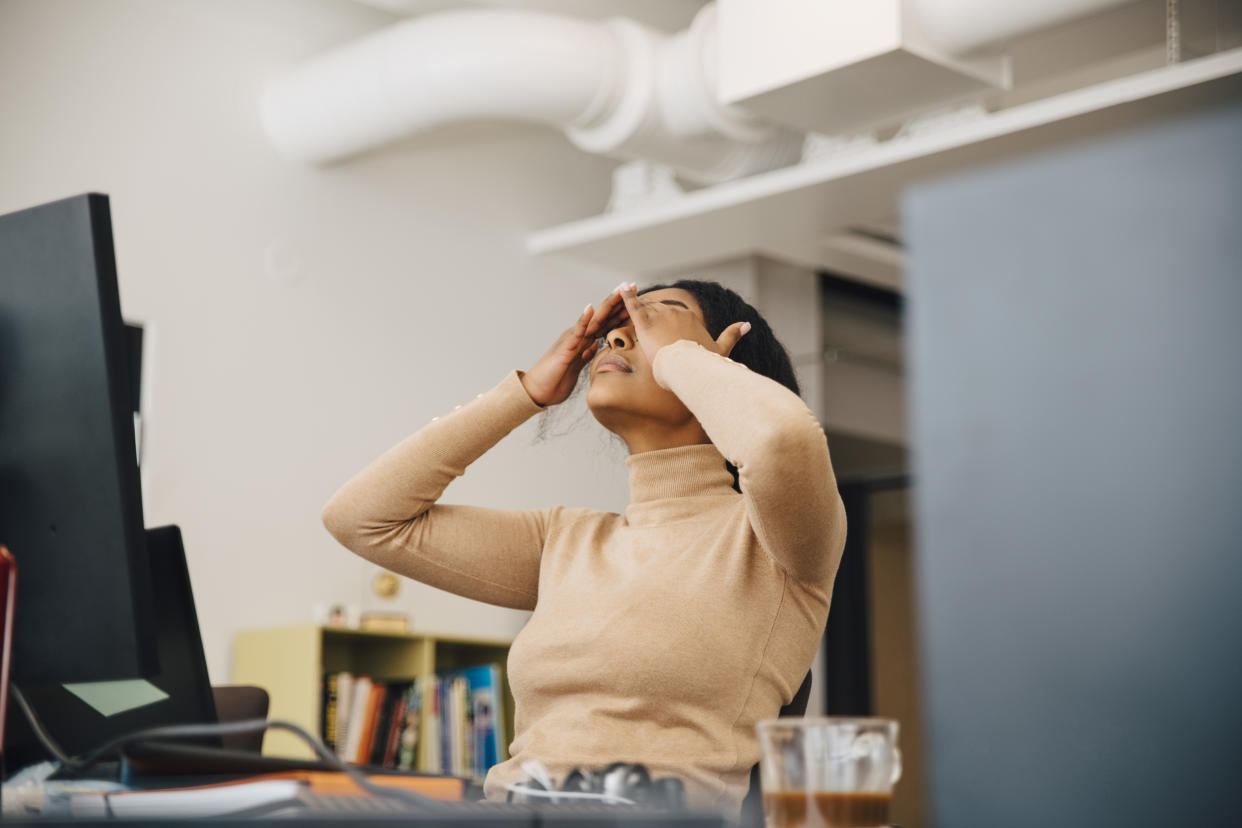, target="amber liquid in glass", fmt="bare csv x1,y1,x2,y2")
763,790,891,828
